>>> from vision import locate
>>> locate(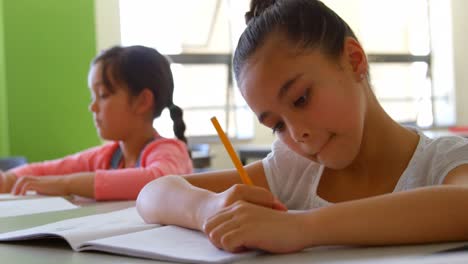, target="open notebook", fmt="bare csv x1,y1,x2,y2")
0,207,257,264
0,196,78,217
